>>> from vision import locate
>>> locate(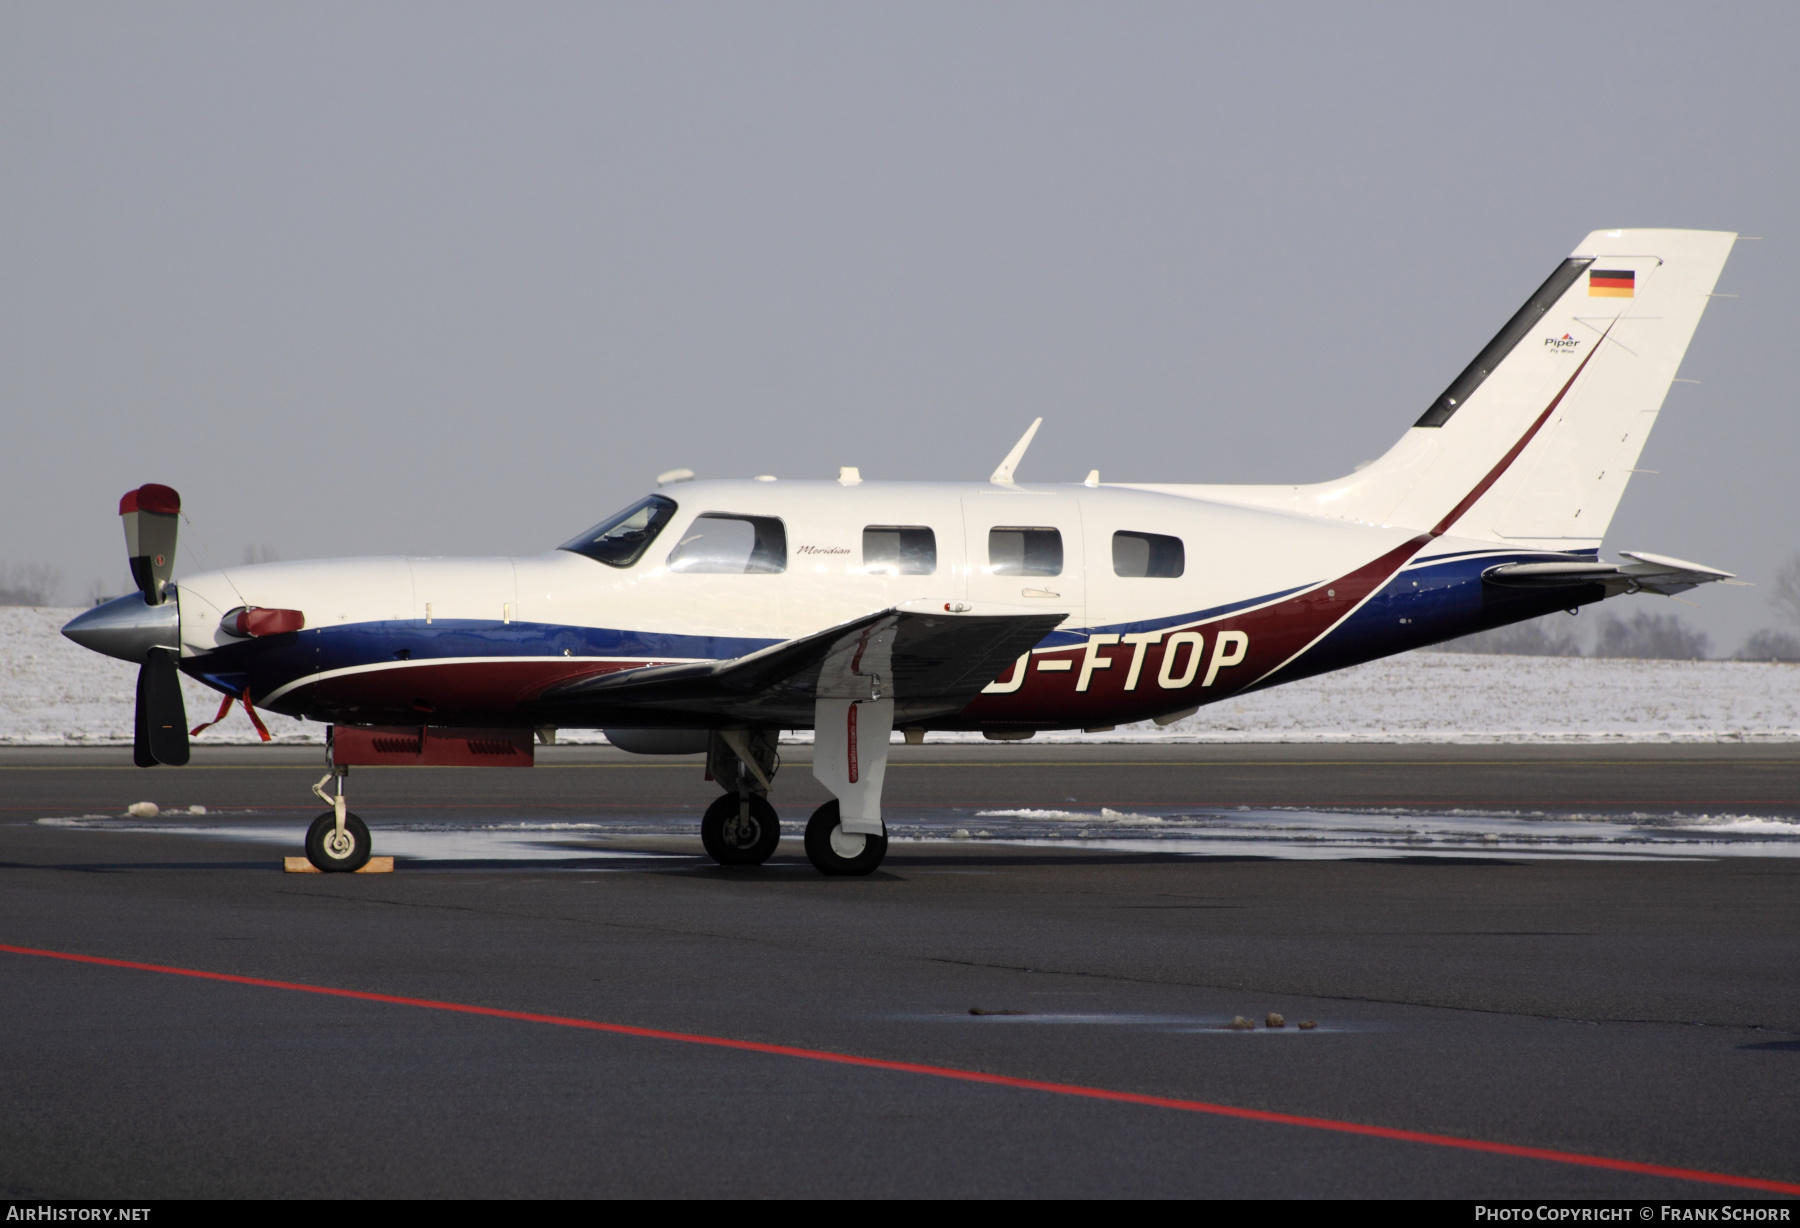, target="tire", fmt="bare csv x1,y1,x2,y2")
700,792,781,866
306,811,372,872
803,800,887,876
